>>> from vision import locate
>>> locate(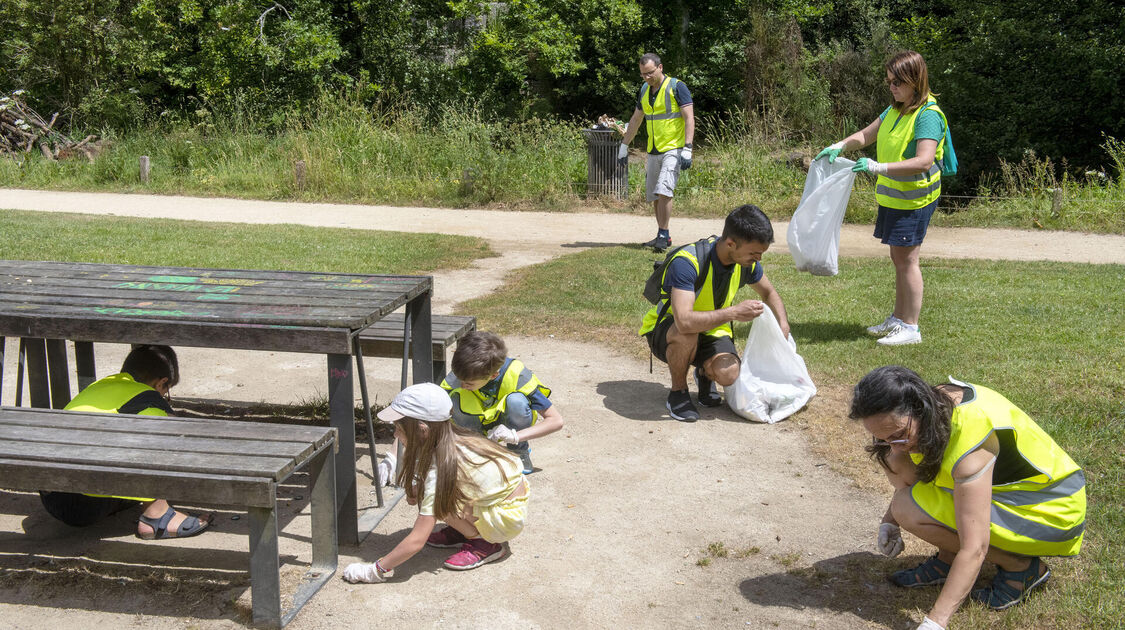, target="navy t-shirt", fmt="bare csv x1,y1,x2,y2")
664,248,763,309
